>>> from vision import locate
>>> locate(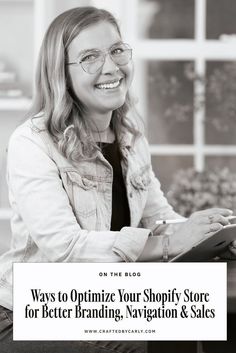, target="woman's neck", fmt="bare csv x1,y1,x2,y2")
85,111,115,143
92,125,115,143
